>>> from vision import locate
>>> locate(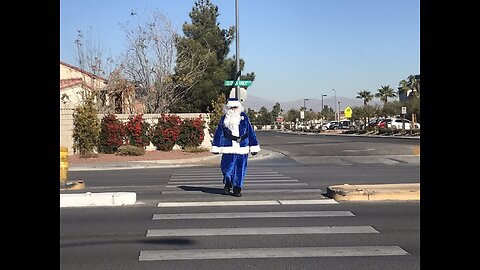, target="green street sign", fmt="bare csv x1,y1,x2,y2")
224,80,252,87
